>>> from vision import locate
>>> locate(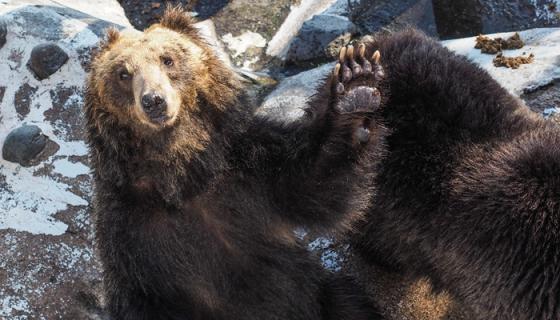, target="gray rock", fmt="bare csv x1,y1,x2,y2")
27,43,69,80
2,125,50,166
433,0,560,39
0,19,6,49
522,80,560,115
14,83,38,118
259,63,334,122
286,14,357,64
350,0,438,37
